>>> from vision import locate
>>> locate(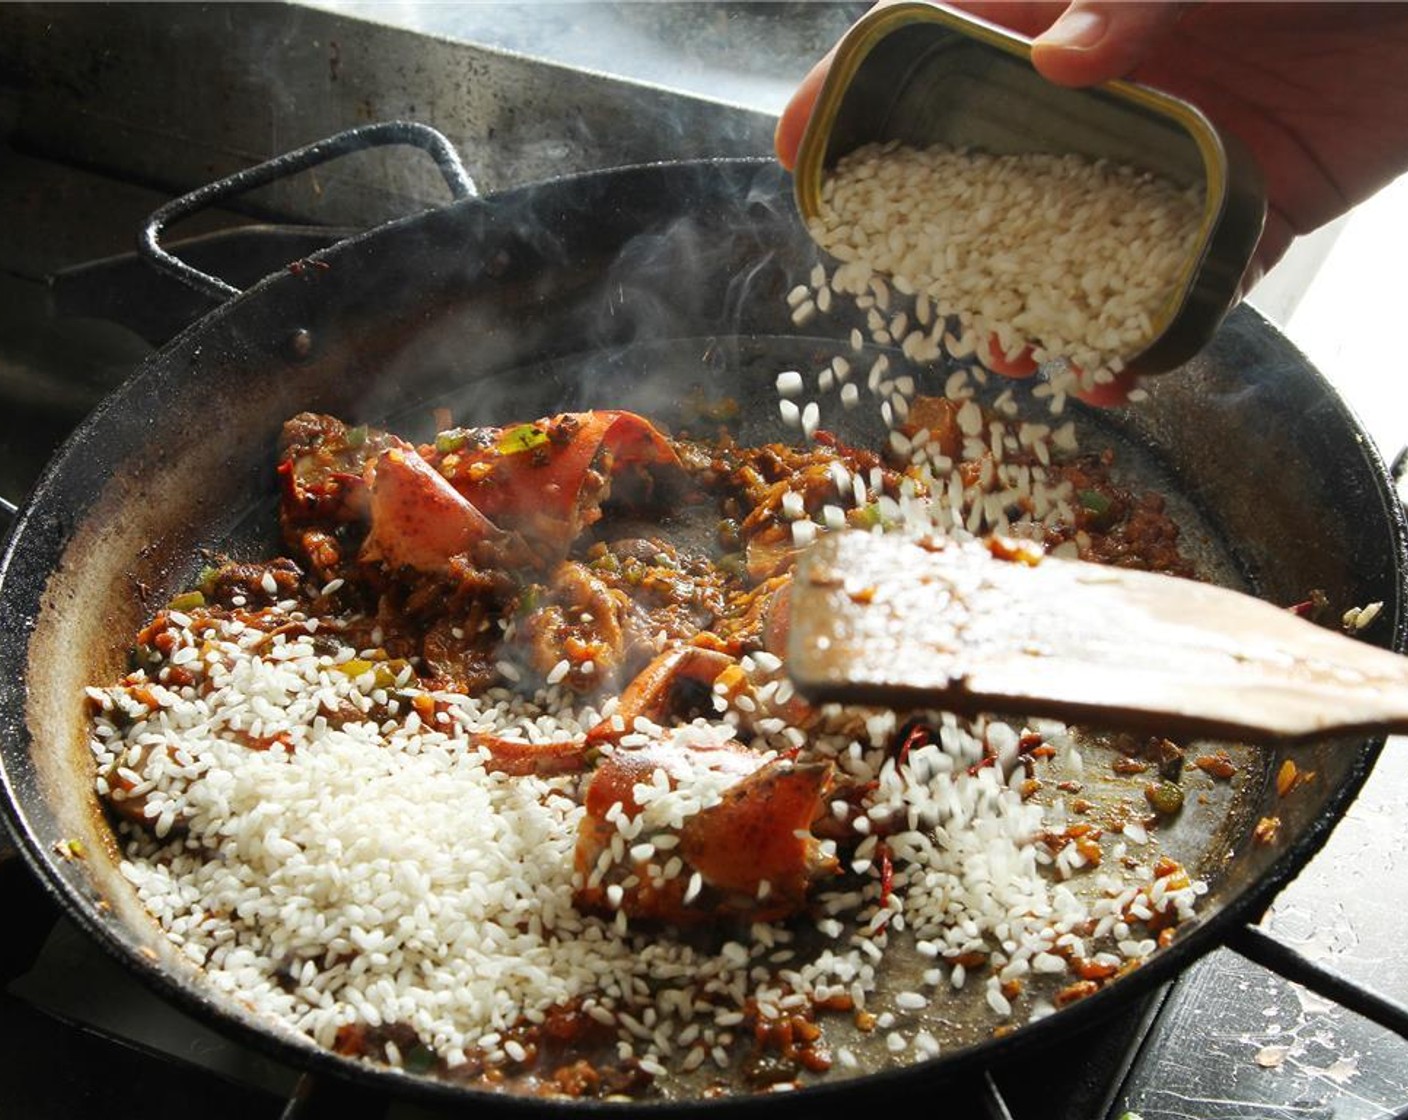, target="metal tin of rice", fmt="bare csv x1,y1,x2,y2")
791,0,1266,375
